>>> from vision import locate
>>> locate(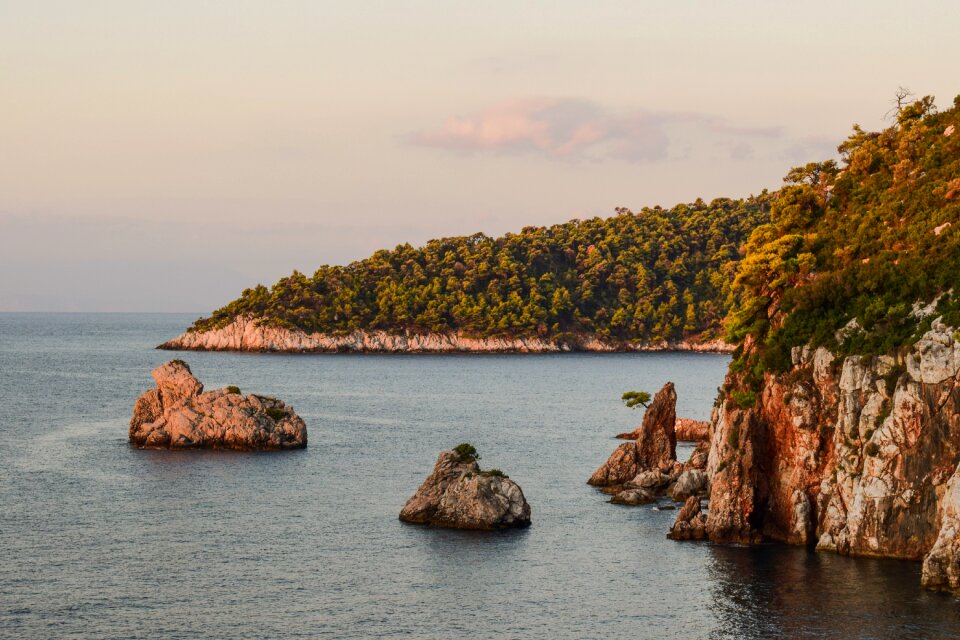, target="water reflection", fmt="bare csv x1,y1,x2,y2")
707,544,959,639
